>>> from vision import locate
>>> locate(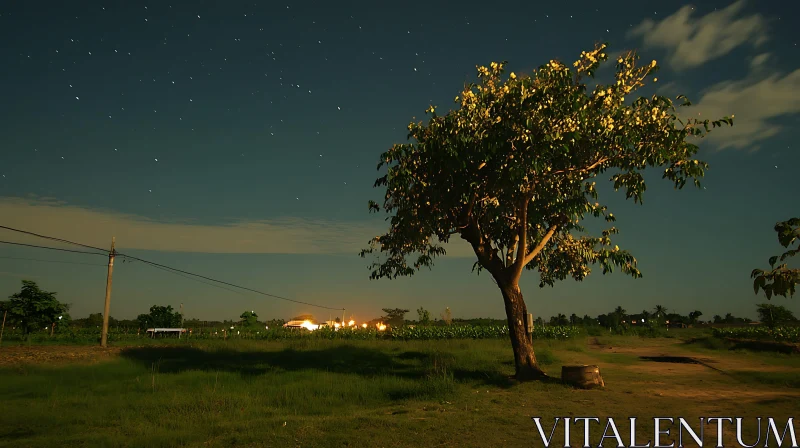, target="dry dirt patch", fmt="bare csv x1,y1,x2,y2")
587,337,794,373
623,361,709,376
0,345,122,366
585,336,800,406
655,385,800,402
